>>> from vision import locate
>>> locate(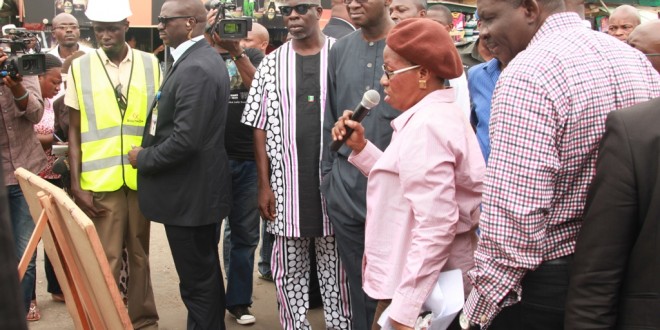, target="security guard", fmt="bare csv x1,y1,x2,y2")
65,0,160,328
